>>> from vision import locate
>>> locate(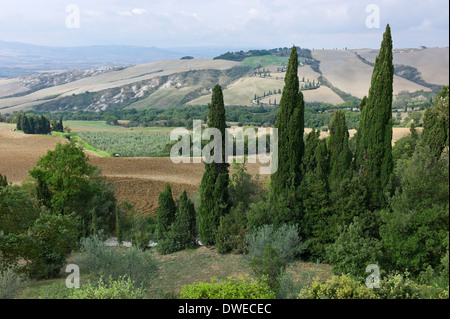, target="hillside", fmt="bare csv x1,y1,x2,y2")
0,47,448,113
